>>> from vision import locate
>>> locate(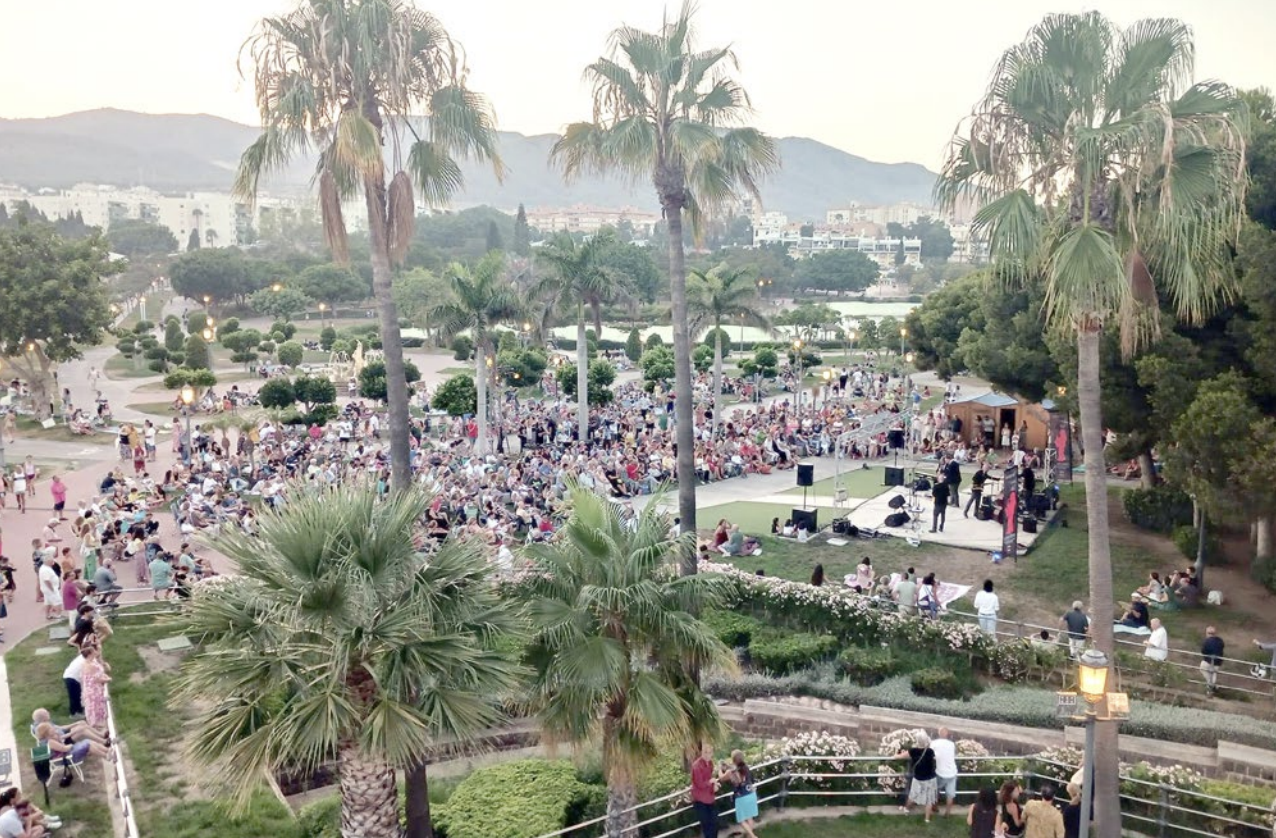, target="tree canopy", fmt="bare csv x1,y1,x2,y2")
170,247,265,304
107,218,179,257
792,250,879,296
295,263,370,306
